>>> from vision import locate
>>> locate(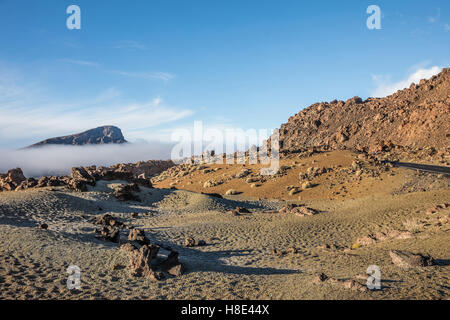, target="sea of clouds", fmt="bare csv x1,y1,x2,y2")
0,142,174,178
